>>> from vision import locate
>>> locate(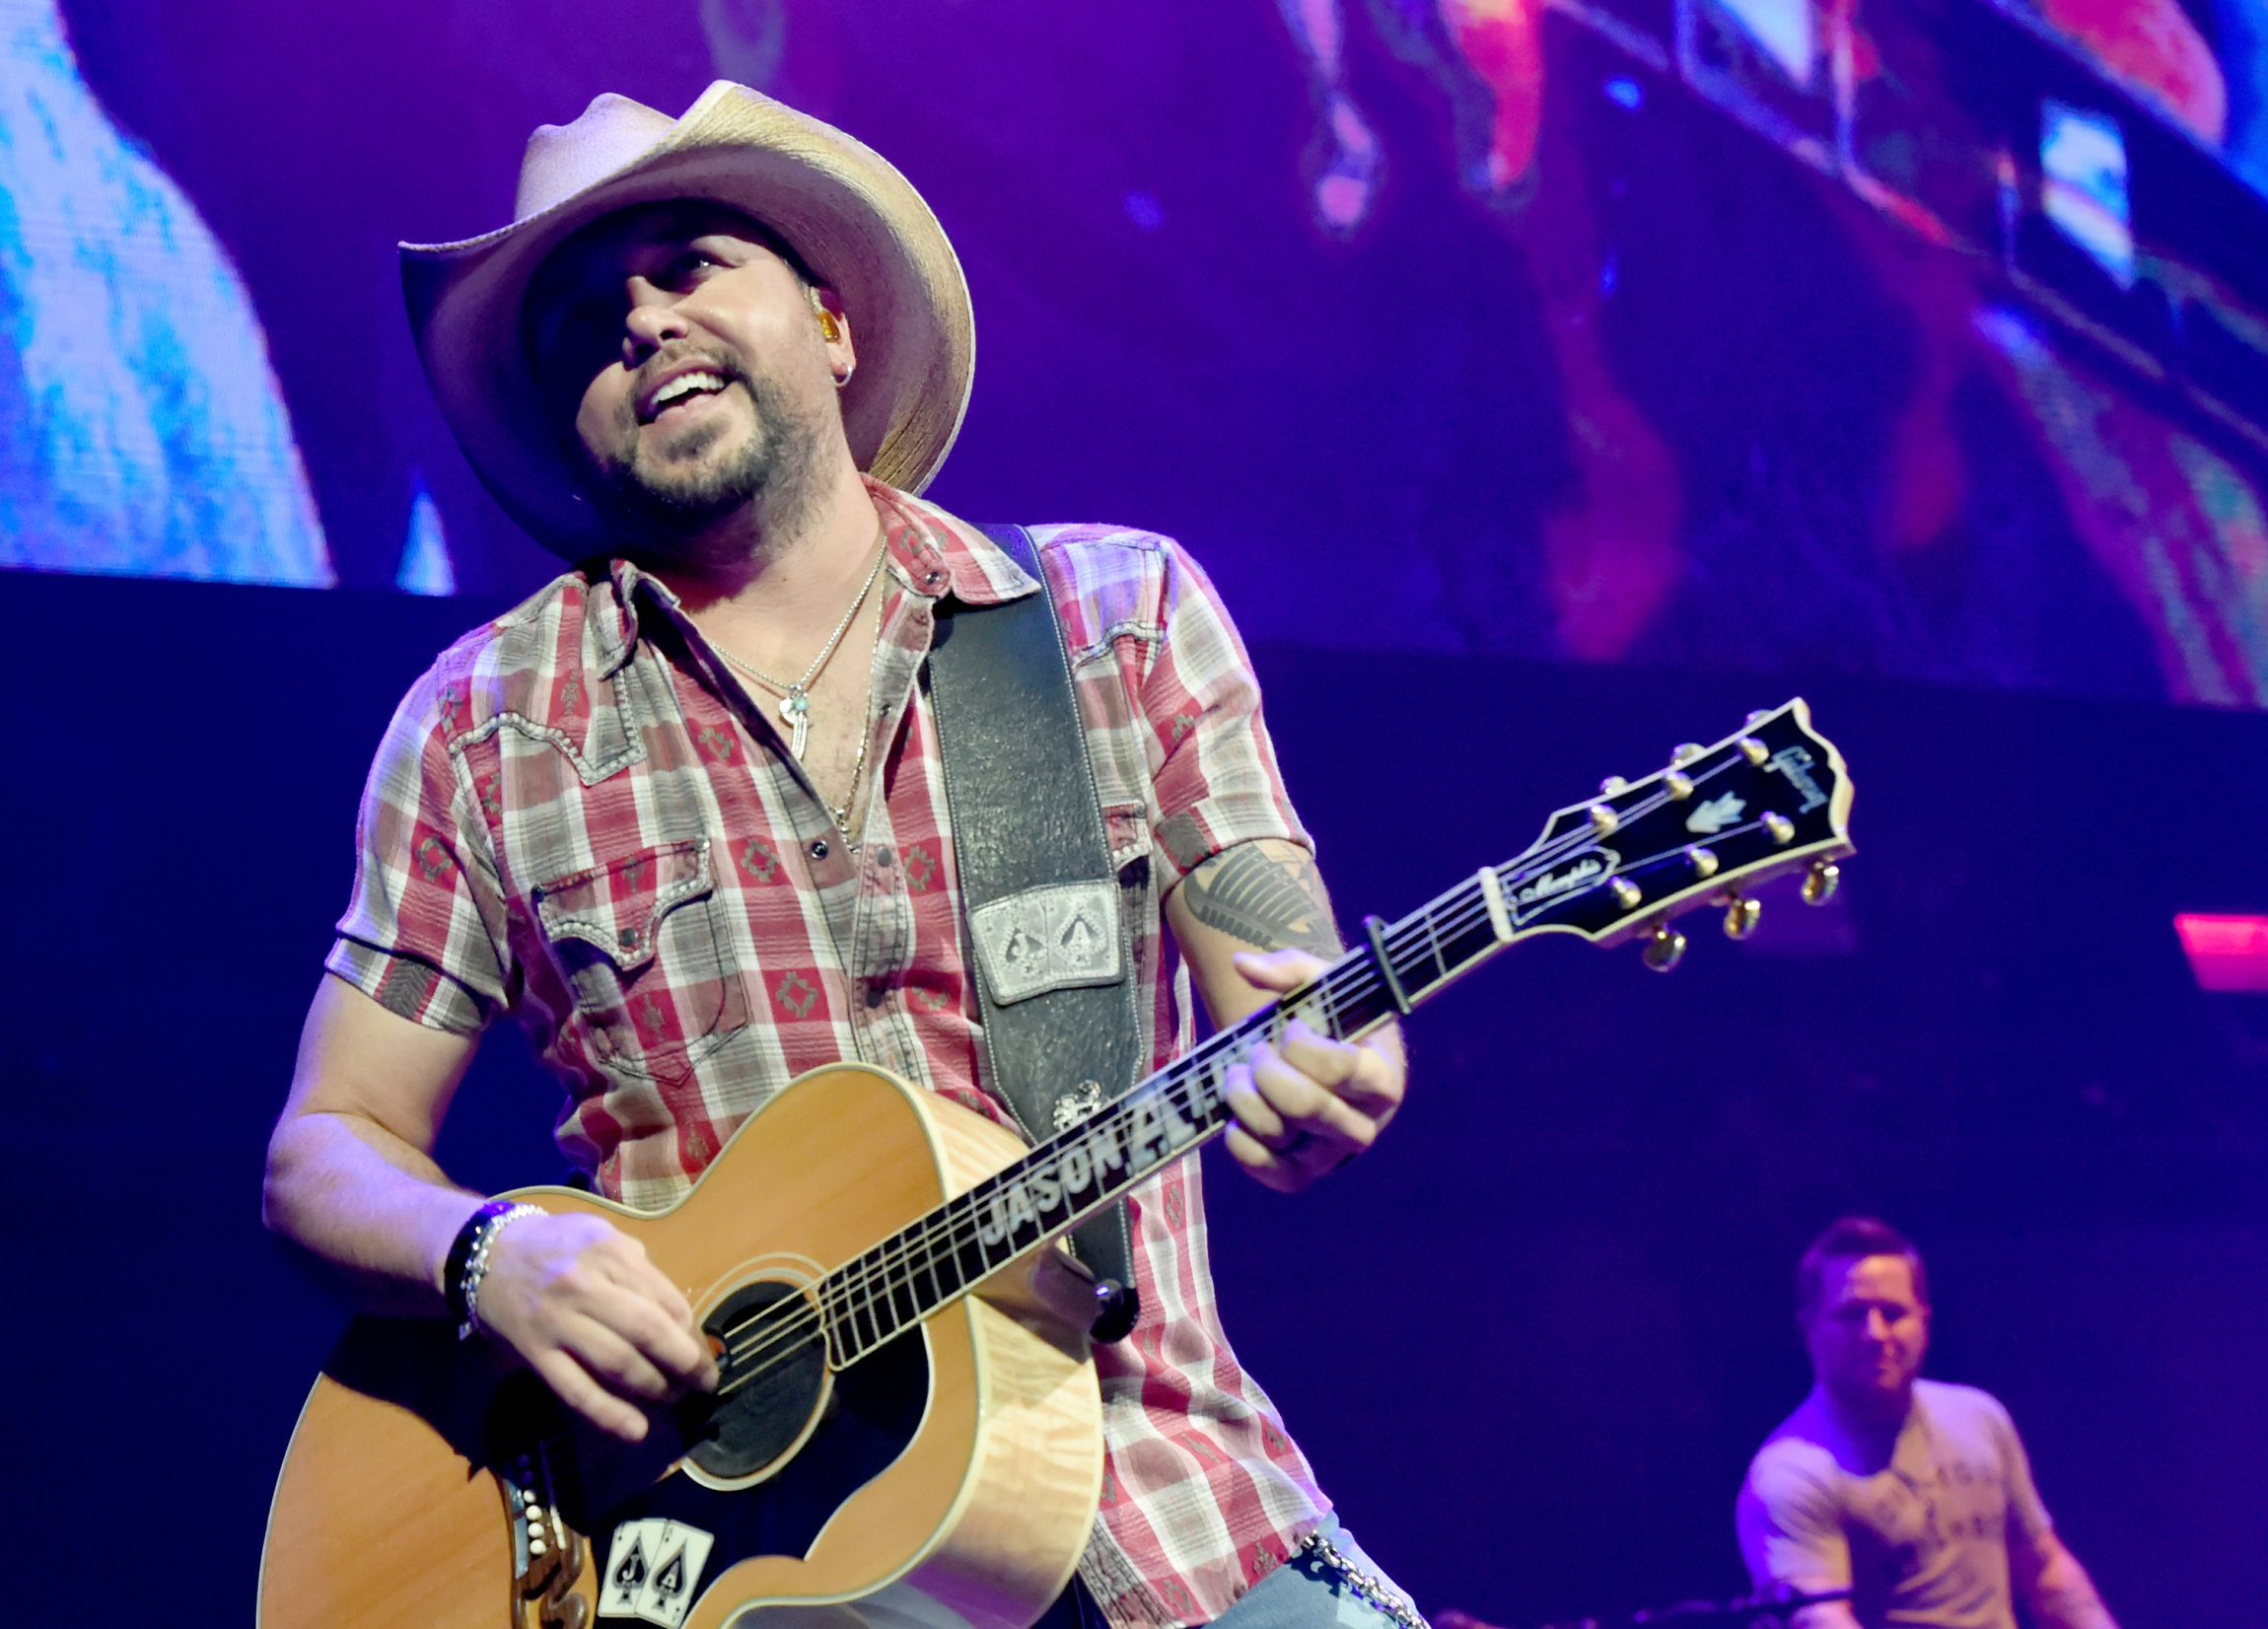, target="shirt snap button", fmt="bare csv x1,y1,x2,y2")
809,838,829,861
